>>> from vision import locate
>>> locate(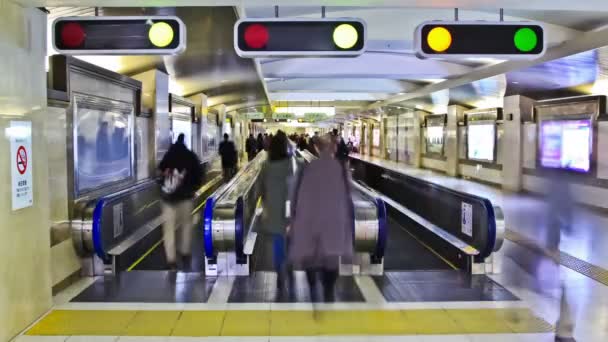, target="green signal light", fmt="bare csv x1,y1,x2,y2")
514,28,538,52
